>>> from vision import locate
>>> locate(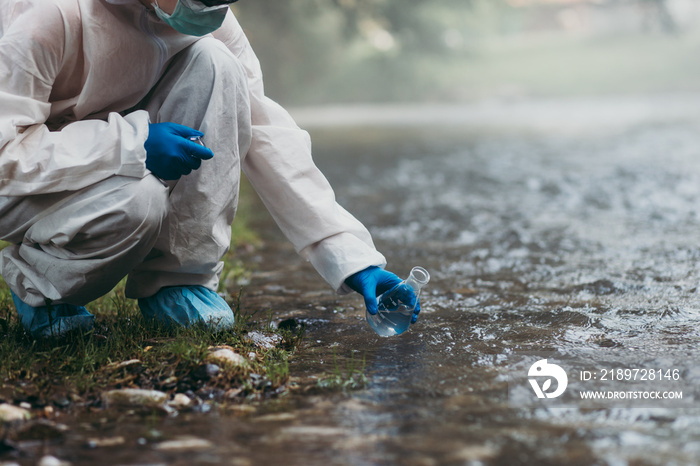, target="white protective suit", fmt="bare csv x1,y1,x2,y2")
0,0,386,307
